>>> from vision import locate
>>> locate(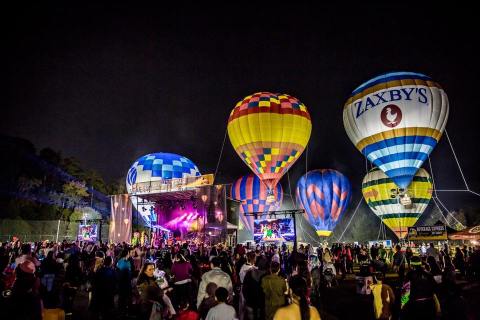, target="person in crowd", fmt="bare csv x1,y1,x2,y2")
15,243,41,268
261,261,286,320
63,254,82,315
426,243,439,262
273,275,320,320
438,263,469,320
177,299,200,320
426,256,443,284
89,256,116,319
242,255,268,320
392,244,406,284
205,287,237,320
2,260,43,320
198,282,219,320
401,256,440,320
136,262,169,320
405,247,413,269
239,251,256,319
171,252,194,310
40,250,59,307
454,247,466,277
116,248,132,314
197,257,233,309
369,274,395,320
